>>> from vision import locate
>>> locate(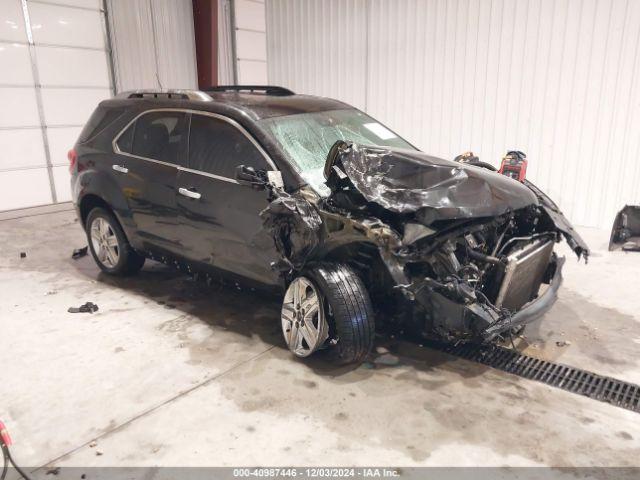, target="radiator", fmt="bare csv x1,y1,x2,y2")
495,238,554,311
